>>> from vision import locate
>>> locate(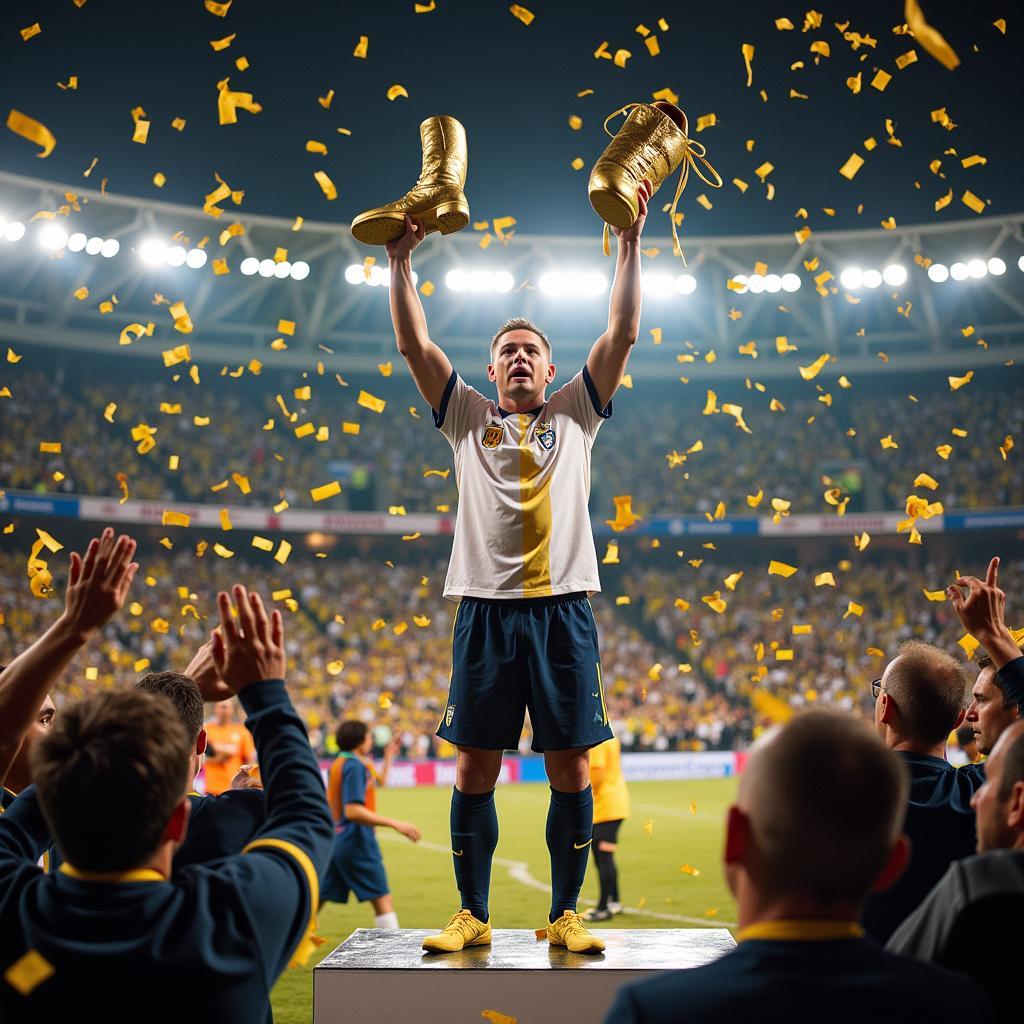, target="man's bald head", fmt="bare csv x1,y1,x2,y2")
878,641,969,747
735,710,909,906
